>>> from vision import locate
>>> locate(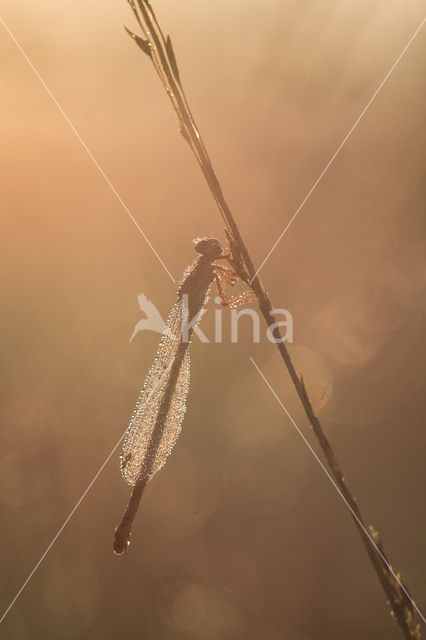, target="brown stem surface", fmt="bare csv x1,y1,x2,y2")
123,2,421,637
